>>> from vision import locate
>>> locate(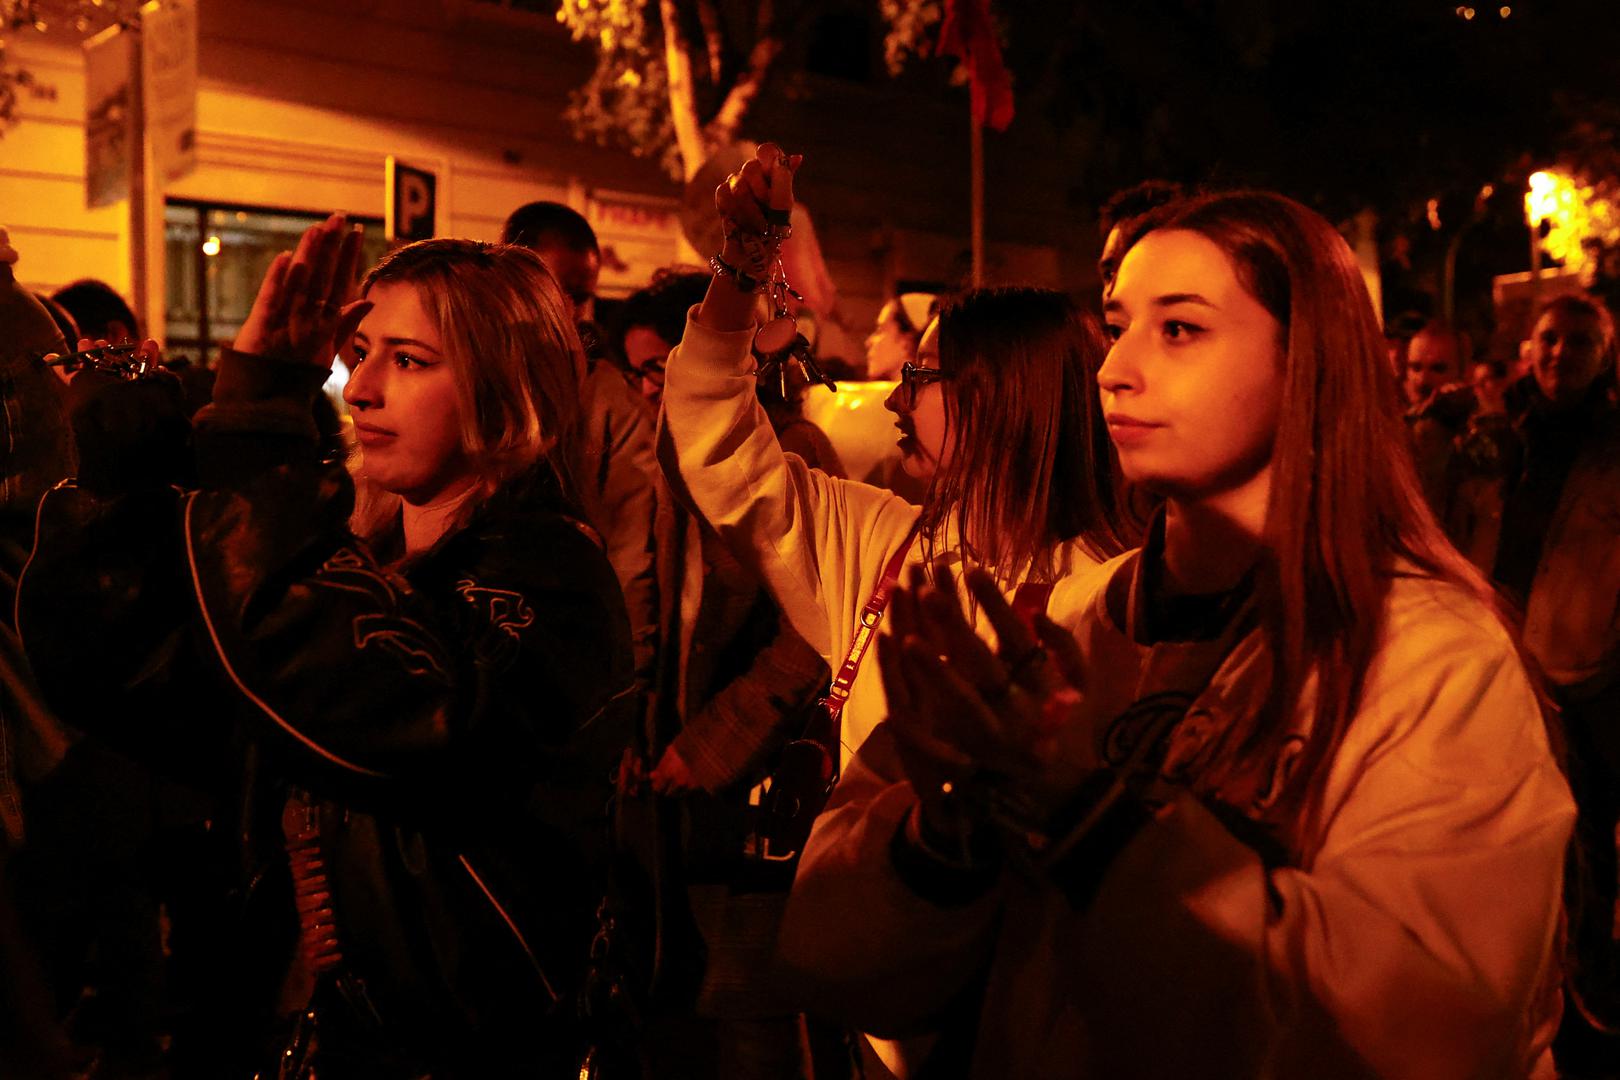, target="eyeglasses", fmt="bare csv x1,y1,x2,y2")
623,358,666,389
896,361,953,409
